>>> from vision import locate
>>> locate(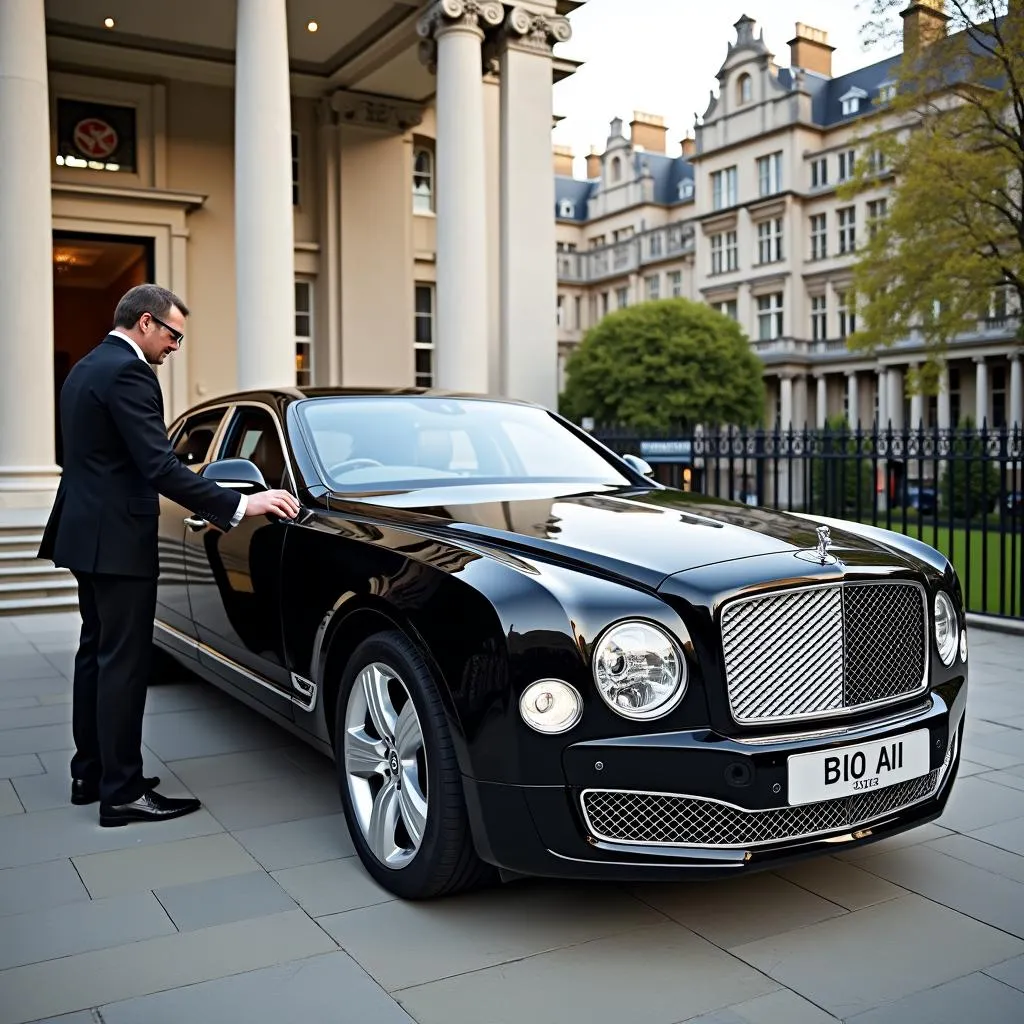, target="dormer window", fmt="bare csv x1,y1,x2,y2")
558,198,576,219
738,73,753,104
840,86,868,117
878,81,897,103
678,179,695,201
